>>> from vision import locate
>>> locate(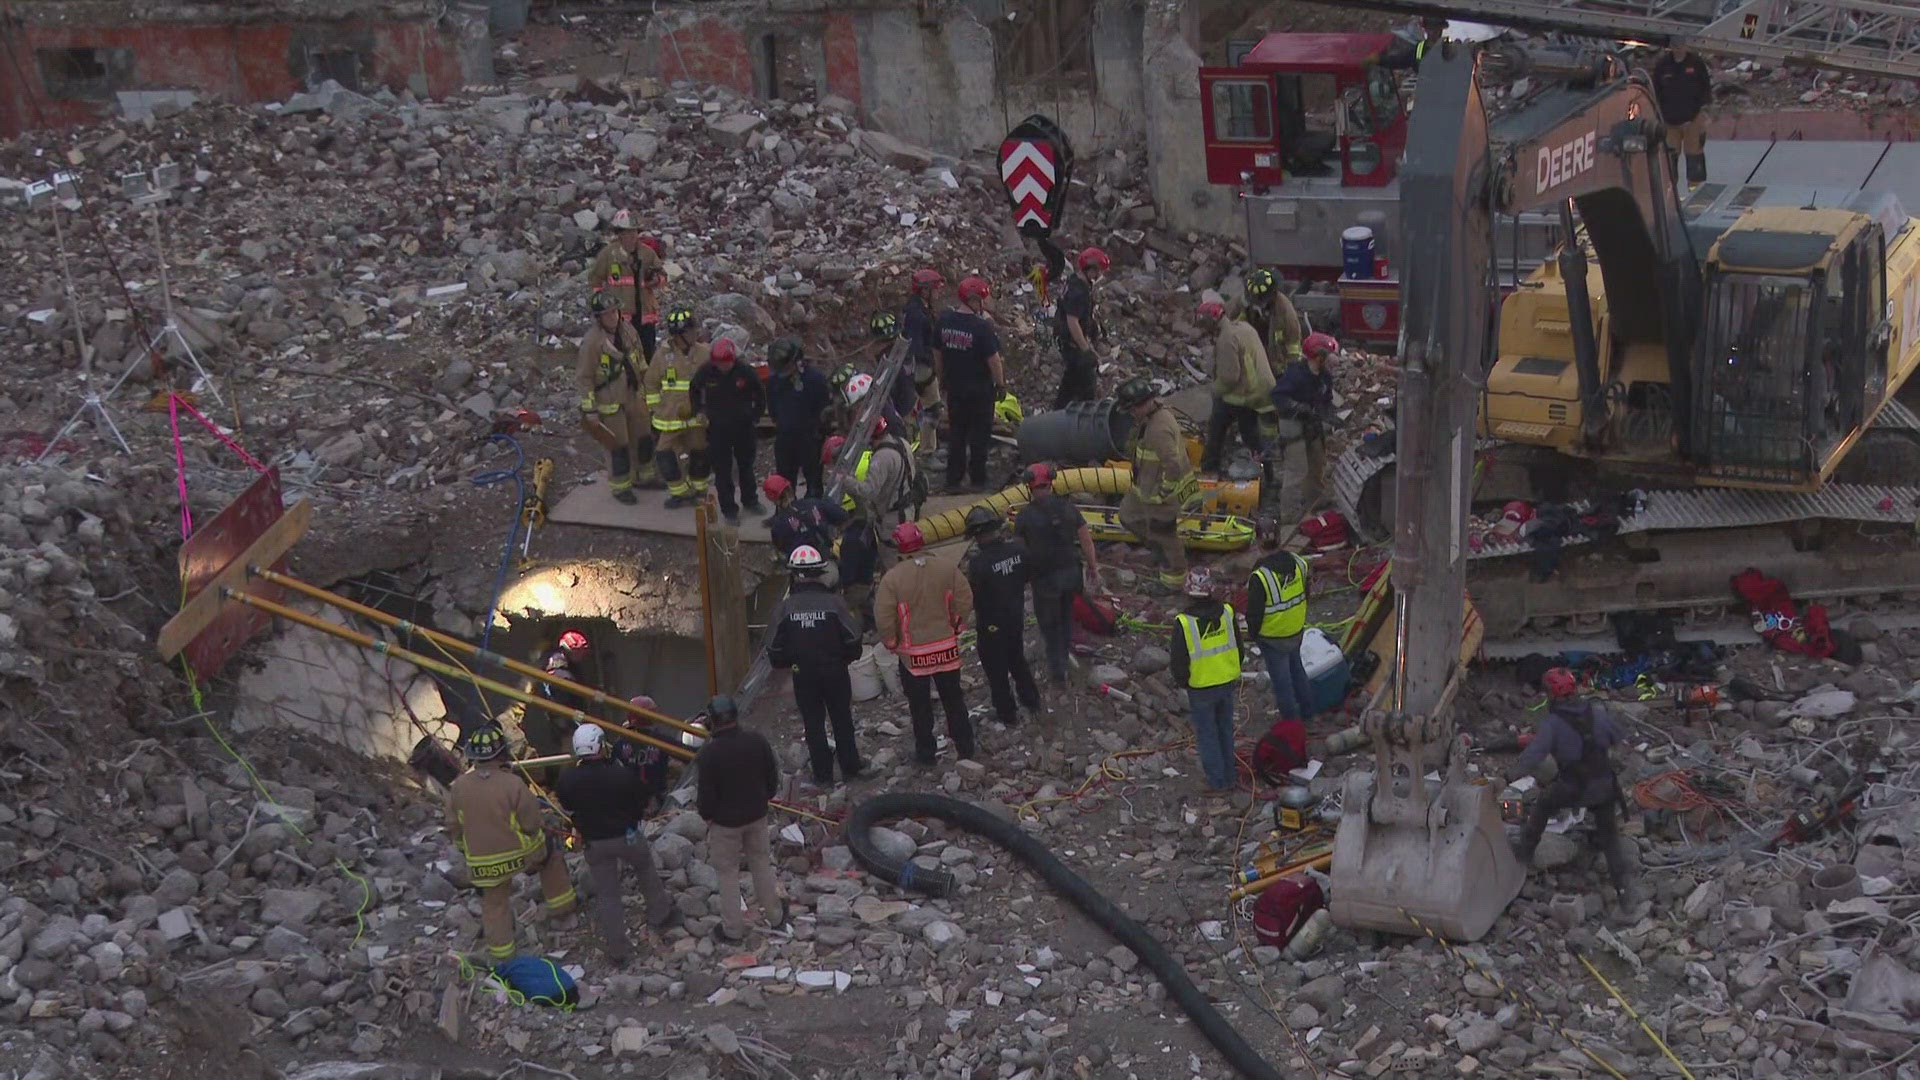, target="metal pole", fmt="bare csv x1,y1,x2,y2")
222,587,696,762
52,207,92,378
248,564,709,741
695,500,719,698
